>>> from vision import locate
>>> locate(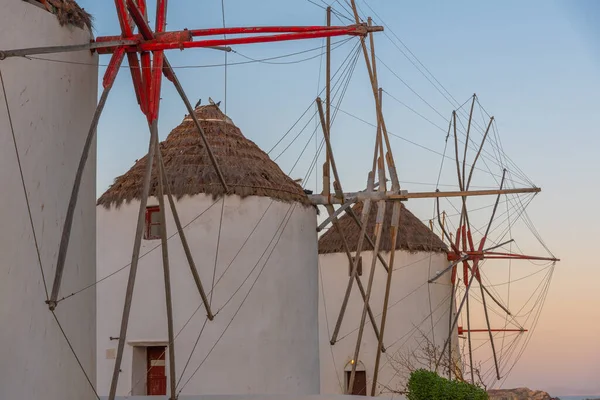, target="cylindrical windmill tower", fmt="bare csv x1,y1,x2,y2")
318,201,460,395
0,1,98,400
96,104,320,396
